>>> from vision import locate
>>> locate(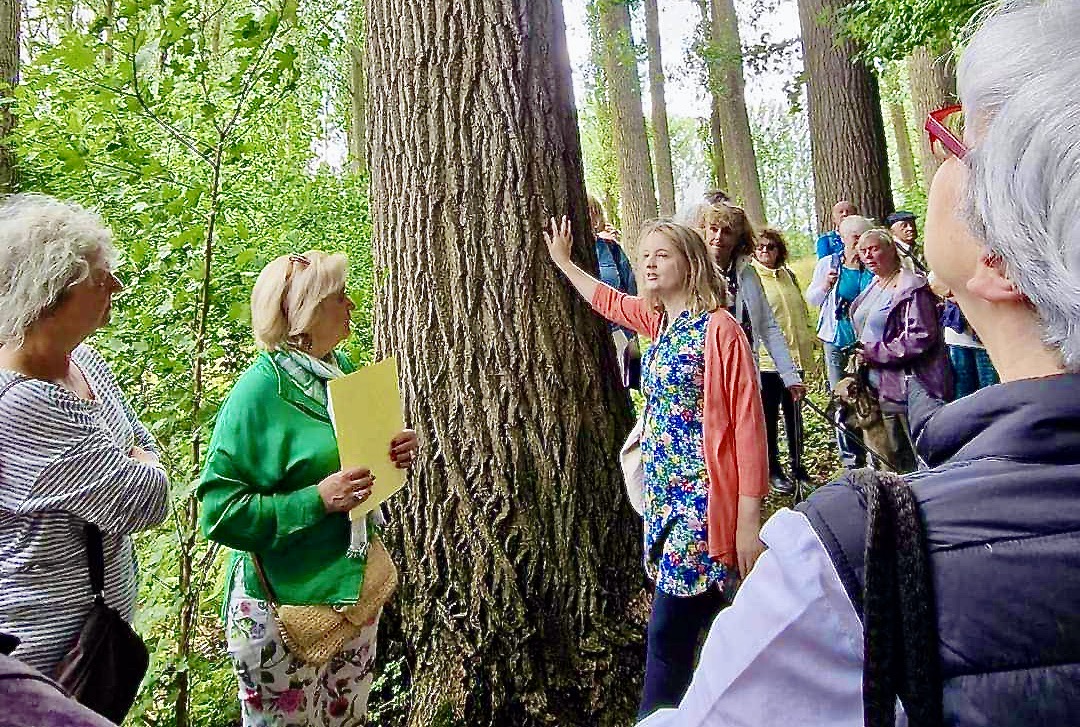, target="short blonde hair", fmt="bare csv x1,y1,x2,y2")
637,219,728,315
857,229,901,265
251,250,348,351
